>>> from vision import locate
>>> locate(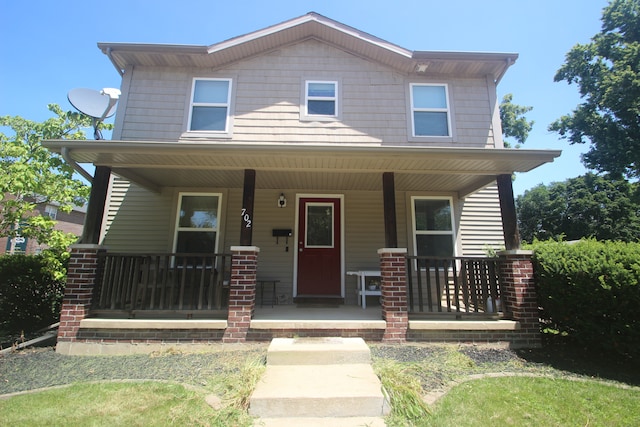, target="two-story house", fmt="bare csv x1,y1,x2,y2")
0,195,86,254
46,13,560,354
